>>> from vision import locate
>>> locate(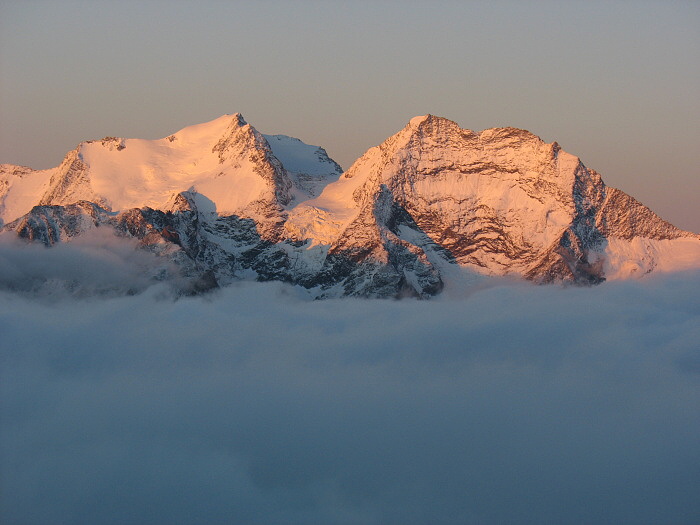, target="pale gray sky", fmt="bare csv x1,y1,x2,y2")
1,0,698,231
